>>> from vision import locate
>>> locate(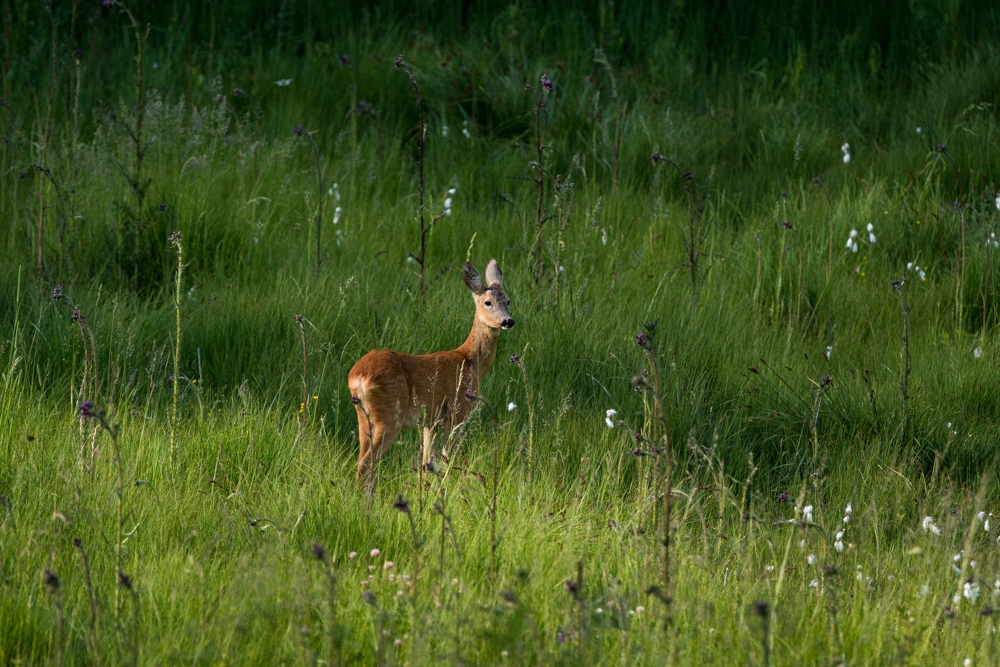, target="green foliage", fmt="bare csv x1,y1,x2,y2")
3,1,1000,665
